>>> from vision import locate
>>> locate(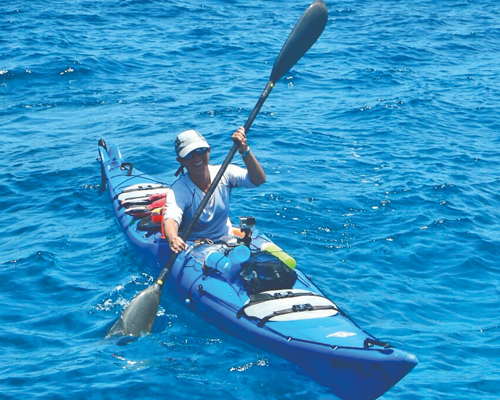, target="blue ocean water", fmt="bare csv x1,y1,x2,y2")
1,0,499,398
